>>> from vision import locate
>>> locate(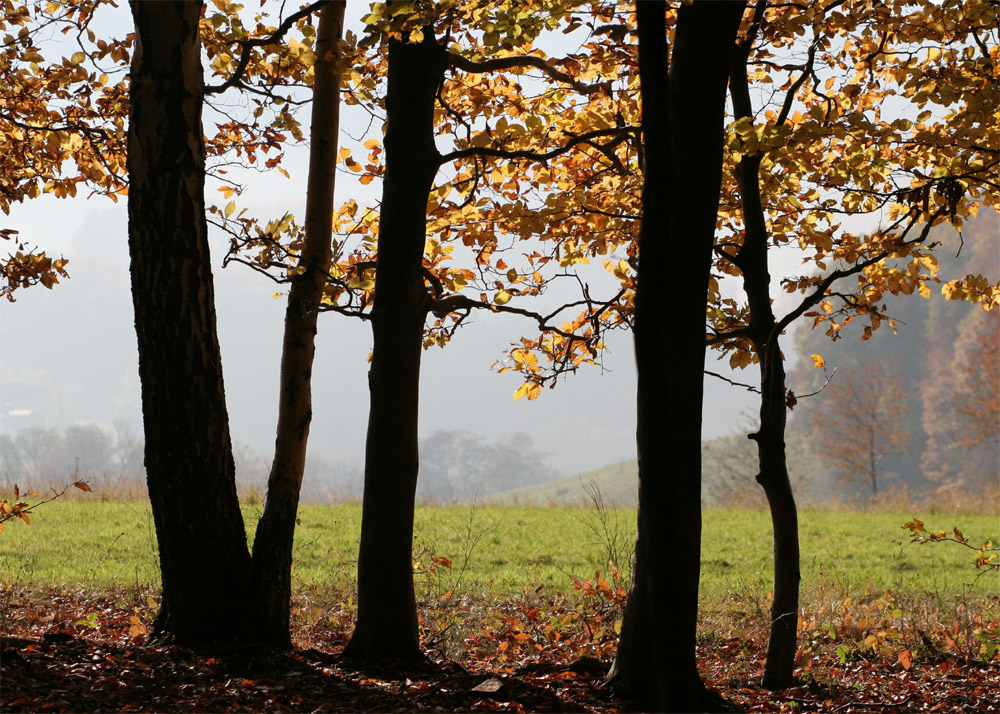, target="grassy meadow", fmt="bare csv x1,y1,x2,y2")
1,500,995,605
